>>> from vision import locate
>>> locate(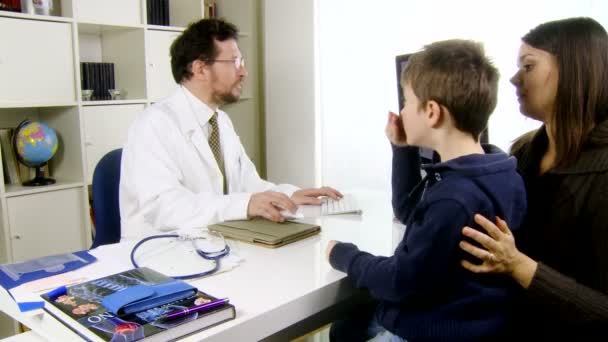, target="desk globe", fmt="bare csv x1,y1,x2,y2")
13,119,59,186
